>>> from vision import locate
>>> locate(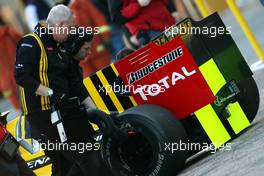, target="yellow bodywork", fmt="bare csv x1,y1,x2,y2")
6,117,52,175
